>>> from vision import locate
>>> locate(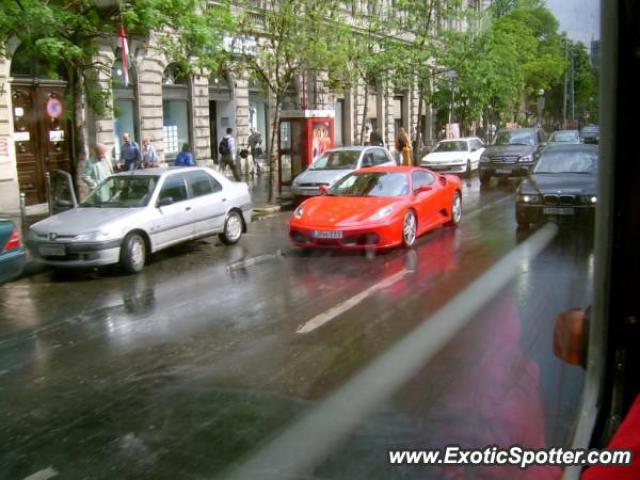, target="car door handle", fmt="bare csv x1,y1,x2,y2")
222,198,227,202
185,206,192,211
